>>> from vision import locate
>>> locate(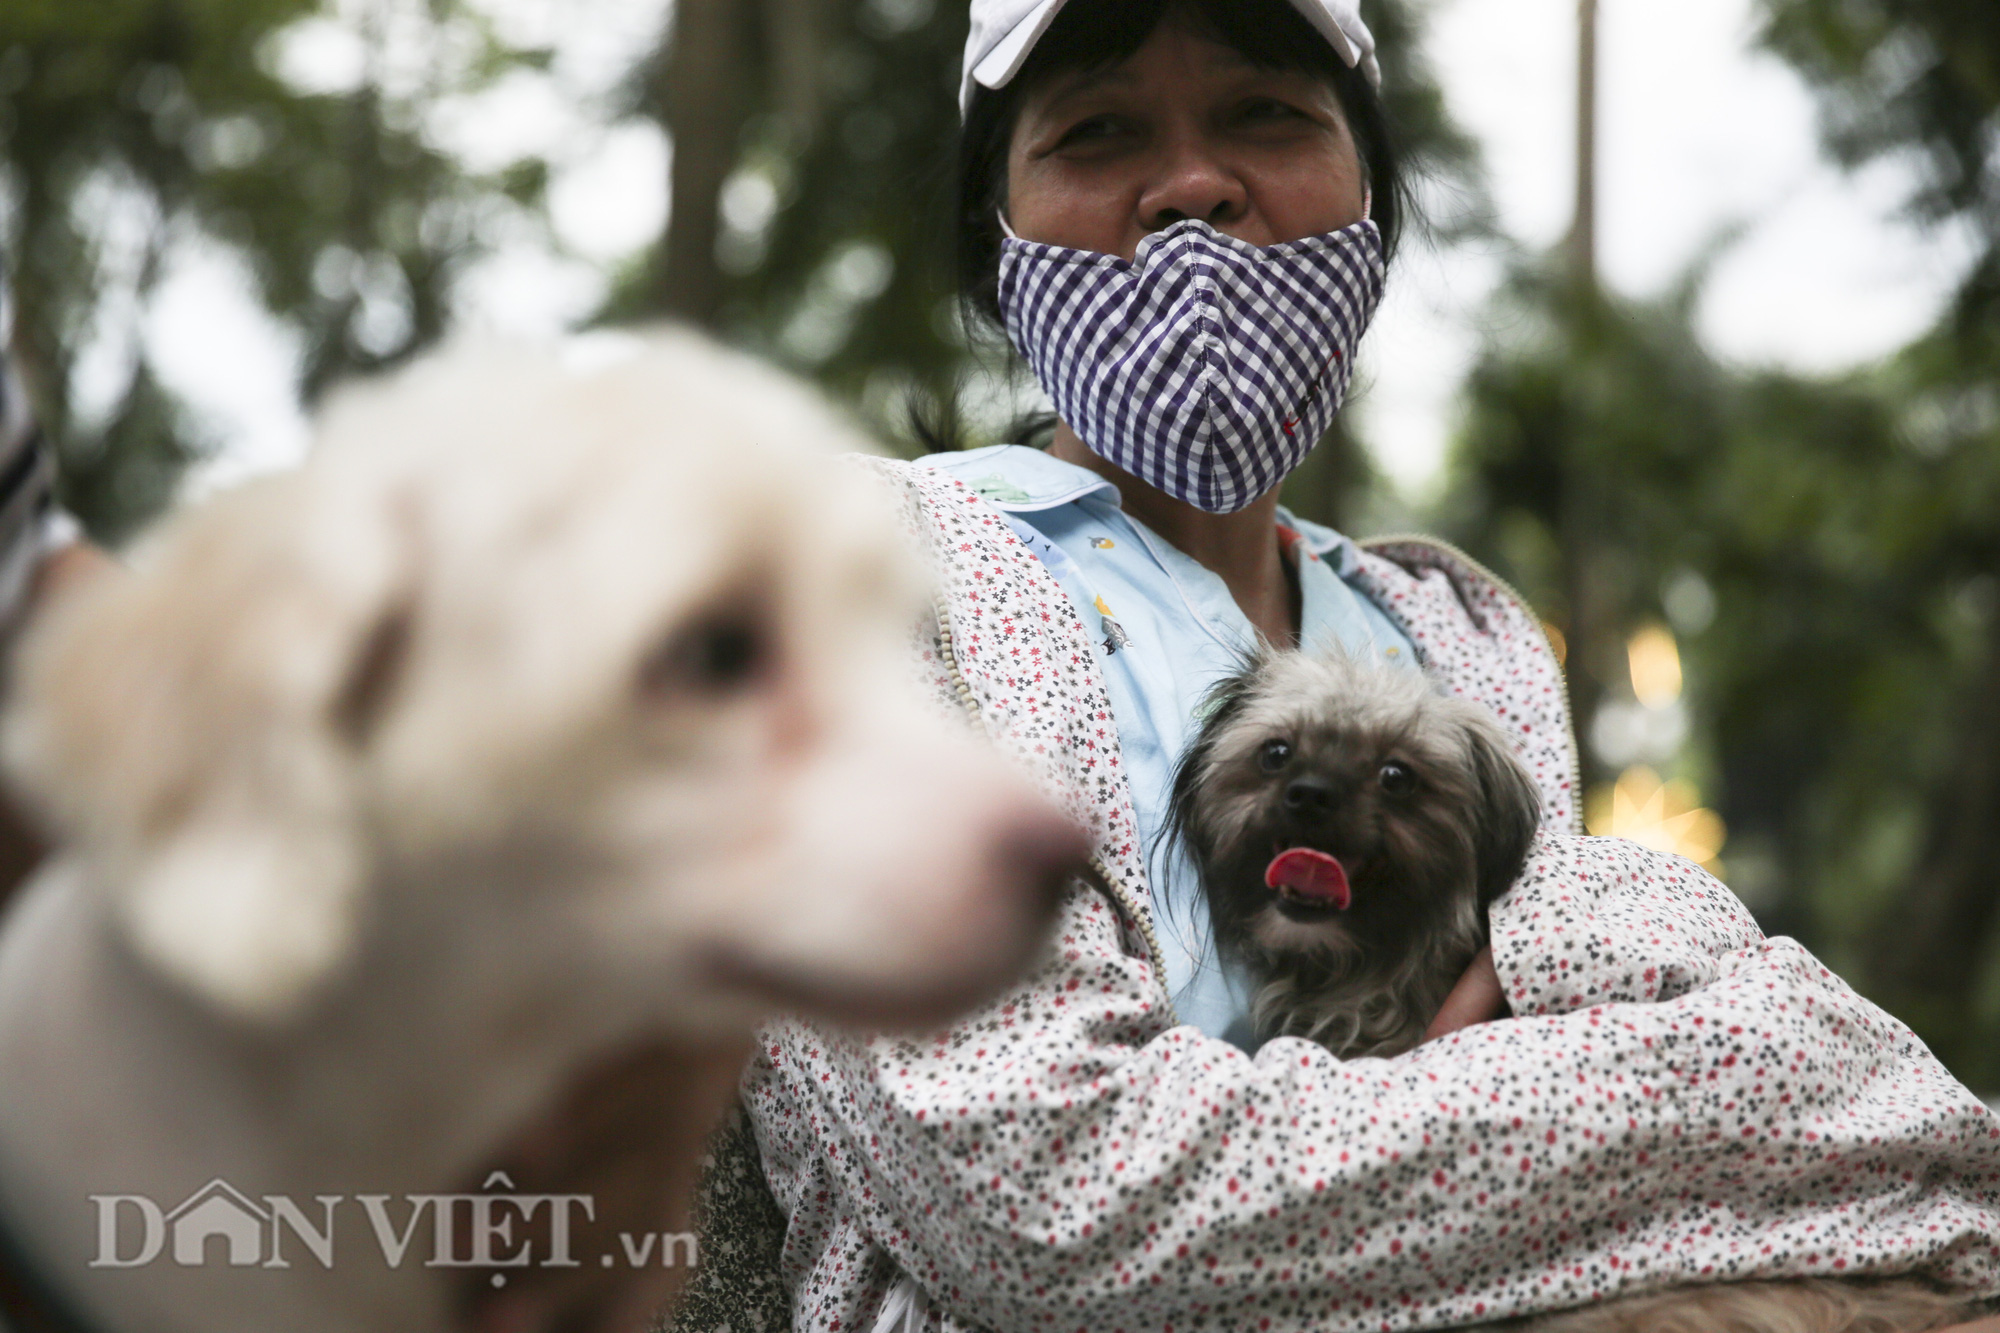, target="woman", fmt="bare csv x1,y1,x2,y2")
676,2,2000,1331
